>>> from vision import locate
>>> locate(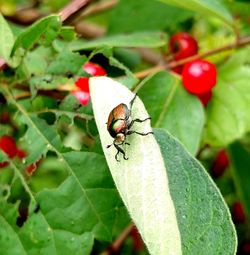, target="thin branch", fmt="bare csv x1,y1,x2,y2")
167,35,250,69
59,0,91,23
134,35,250,79
101,223,135,255
13,84,65,100
5,8,43,25
137,48,163,65
134,65,165,79
74,22,106,38
31,109,93,120
79,0,118,19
